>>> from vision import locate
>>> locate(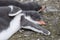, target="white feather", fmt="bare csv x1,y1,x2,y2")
0,13,24,40
8,5,13,12
8,5,22,16
24,16,39,24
